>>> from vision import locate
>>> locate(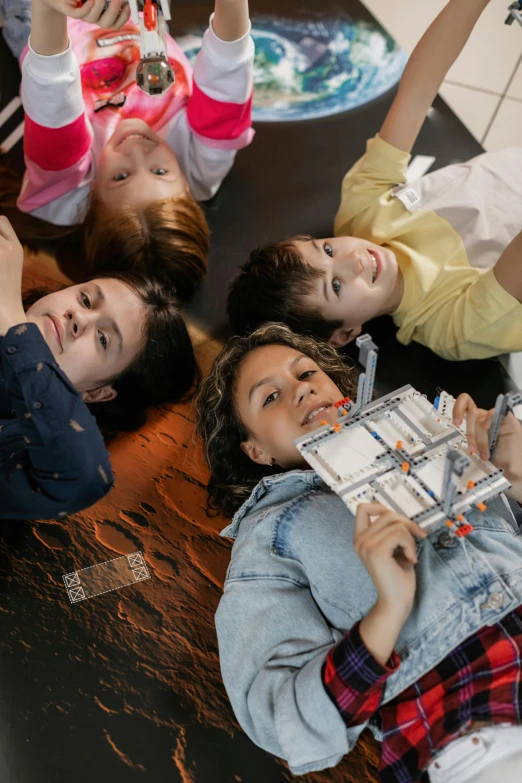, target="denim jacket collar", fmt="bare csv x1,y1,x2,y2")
220,469,324,539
